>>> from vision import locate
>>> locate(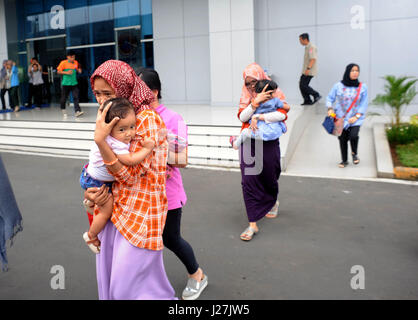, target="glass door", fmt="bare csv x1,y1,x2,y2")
26,35,66,104
115,26,142,73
